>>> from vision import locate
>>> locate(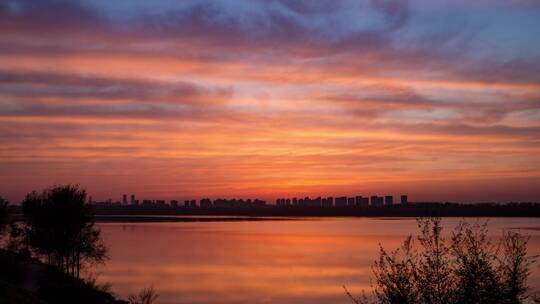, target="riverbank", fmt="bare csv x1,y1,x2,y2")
0,249,126,304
